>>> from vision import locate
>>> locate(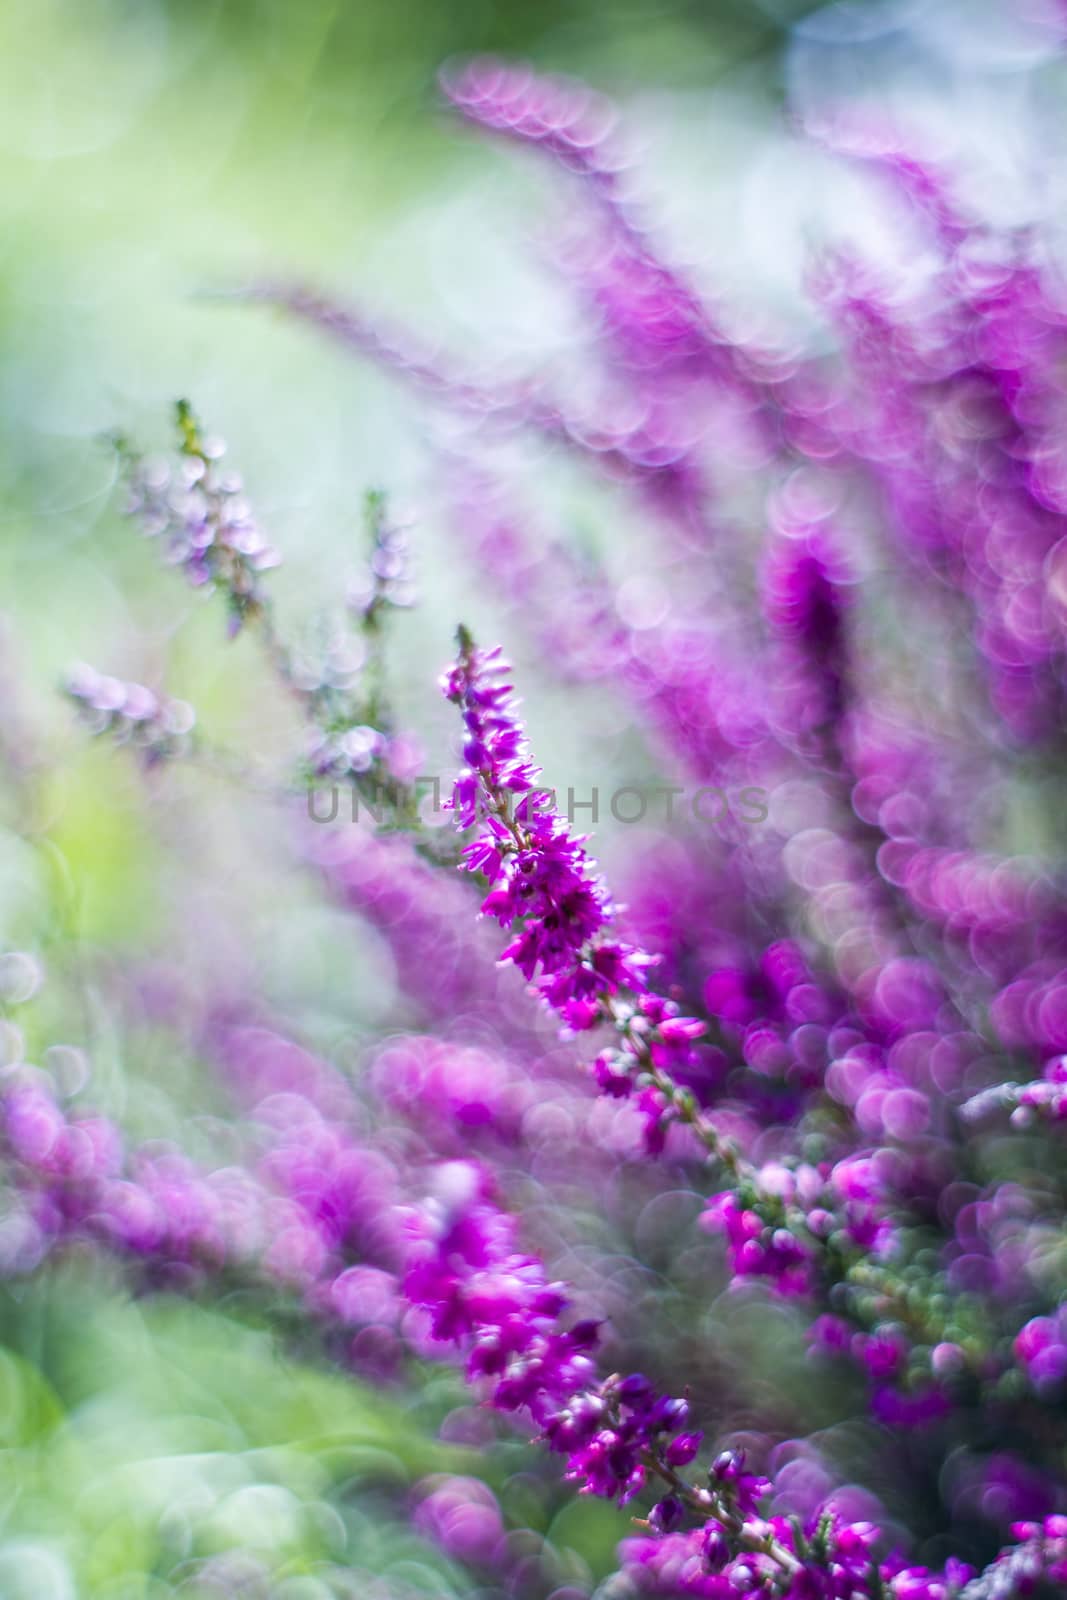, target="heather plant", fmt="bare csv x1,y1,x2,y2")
5,25,1067,1600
